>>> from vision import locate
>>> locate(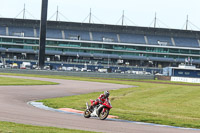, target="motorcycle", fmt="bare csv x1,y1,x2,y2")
84,98,112,120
